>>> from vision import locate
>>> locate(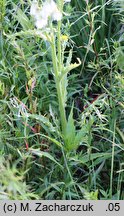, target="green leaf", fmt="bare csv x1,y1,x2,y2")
29,148,63,169
61,74,68,106
60,58,81,81
117,52,124,70
116,46,124,70
66,49,73,66
74,125,88,146
41,134,63,148
70,152,114,165
28,113,55,132
84,190,98,200
39,182,65,197
64,107,89,151
64,106,76,151
6,30,47,41
12,3,32,30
